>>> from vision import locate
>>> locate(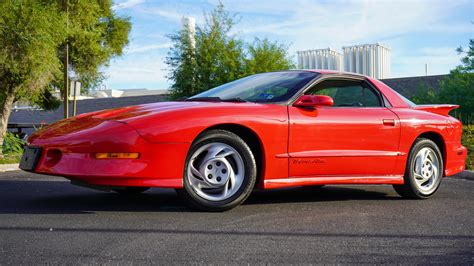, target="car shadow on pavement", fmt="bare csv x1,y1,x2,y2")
246,185,398,205
0,180,400,214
